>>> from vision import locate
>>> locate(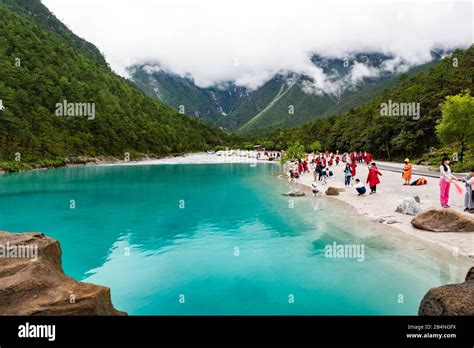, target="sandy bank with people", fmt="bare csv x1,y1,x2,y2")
297,161,474,257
